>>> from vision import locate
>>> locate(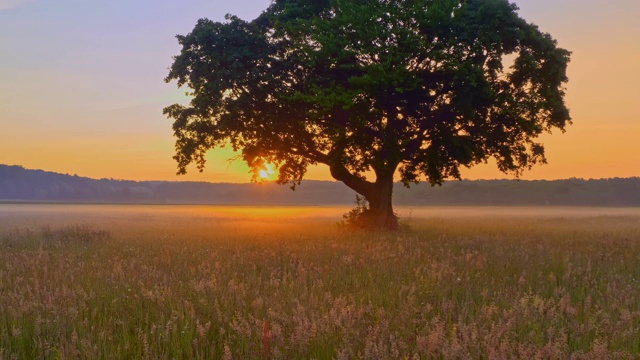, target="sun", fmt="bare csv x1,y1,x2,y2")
257,163,276,180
